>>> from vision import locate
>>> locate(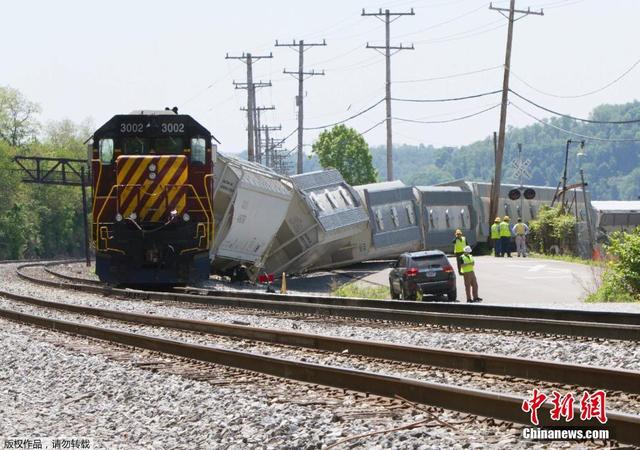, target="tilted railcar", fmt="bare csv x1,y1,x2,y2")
91,110,216,284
